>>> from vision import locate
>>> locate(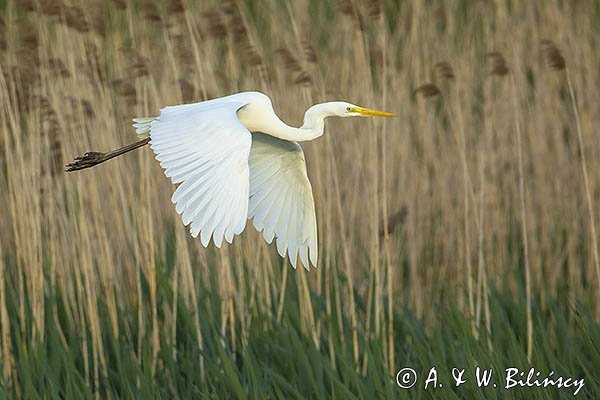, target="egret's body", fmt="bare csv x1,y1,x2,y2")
67,91,395,269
